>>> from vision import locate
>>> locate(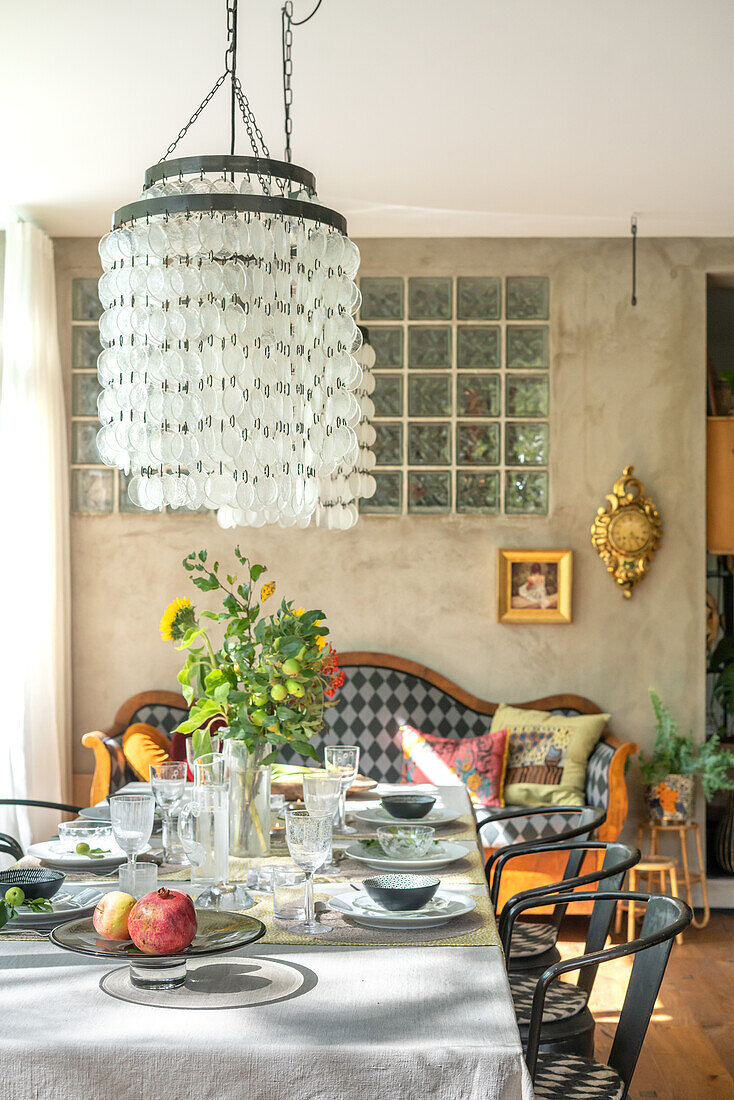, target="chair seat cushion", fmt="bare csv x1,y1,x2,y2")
509,921,558,959
122,723,171,781
400,725,509,807
510,974,588,1025
478,808,584,848
532,1053,624,1099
